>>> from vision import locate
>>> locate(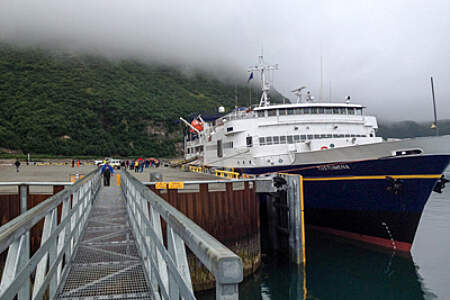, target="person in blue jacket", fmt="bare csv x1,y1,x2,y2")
101,162,114,186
